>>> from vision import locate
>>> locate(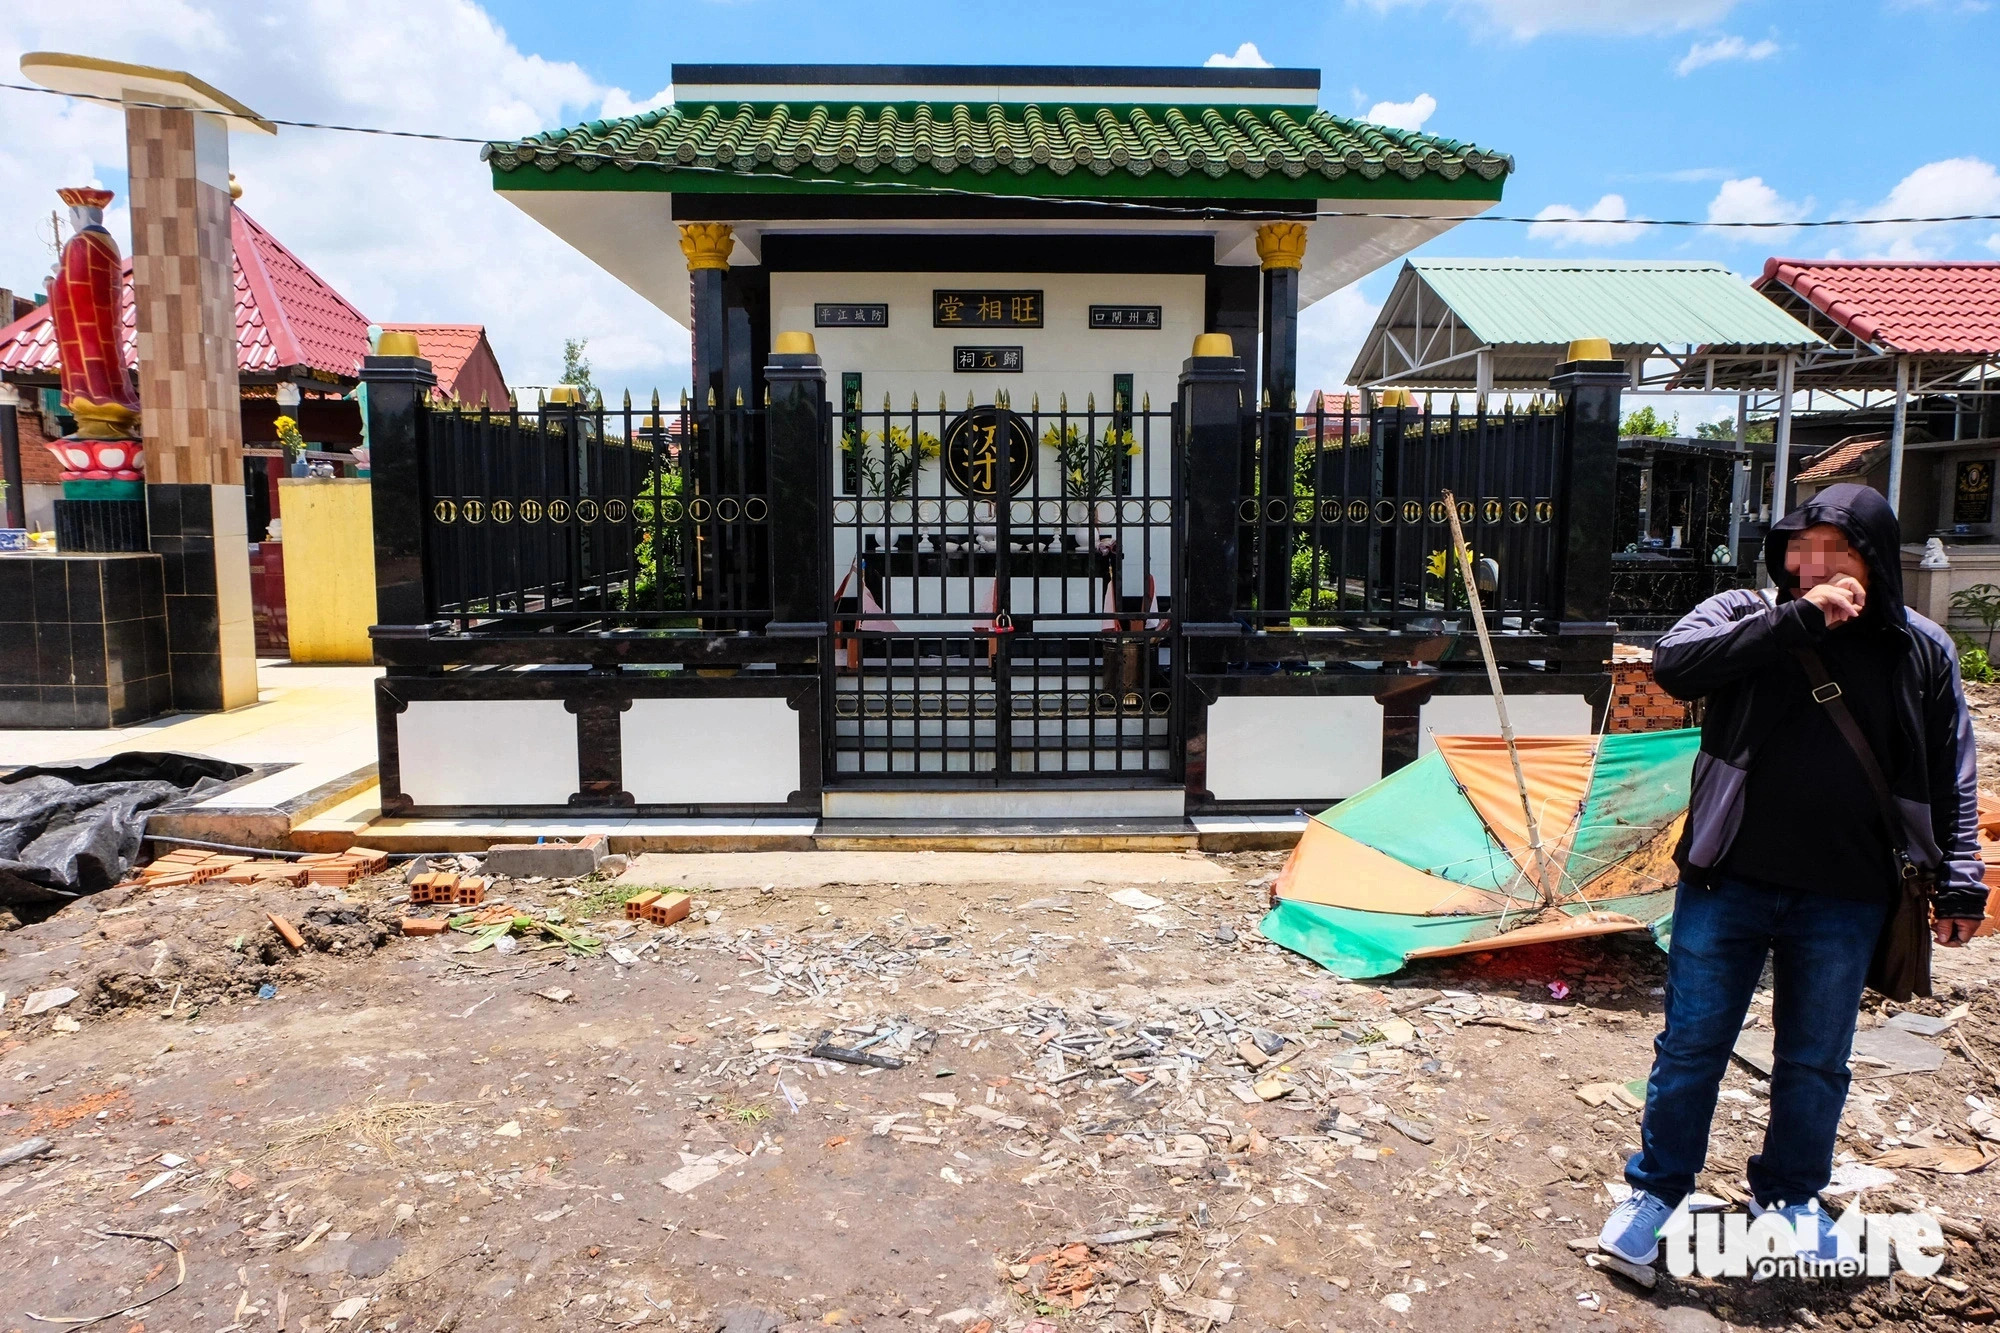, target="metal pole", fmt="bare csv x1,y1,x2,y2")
1443,487,1557,903
1888,355,1910,513
1771,354,1796,526
0,386,24,530
1728,391,1747,557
